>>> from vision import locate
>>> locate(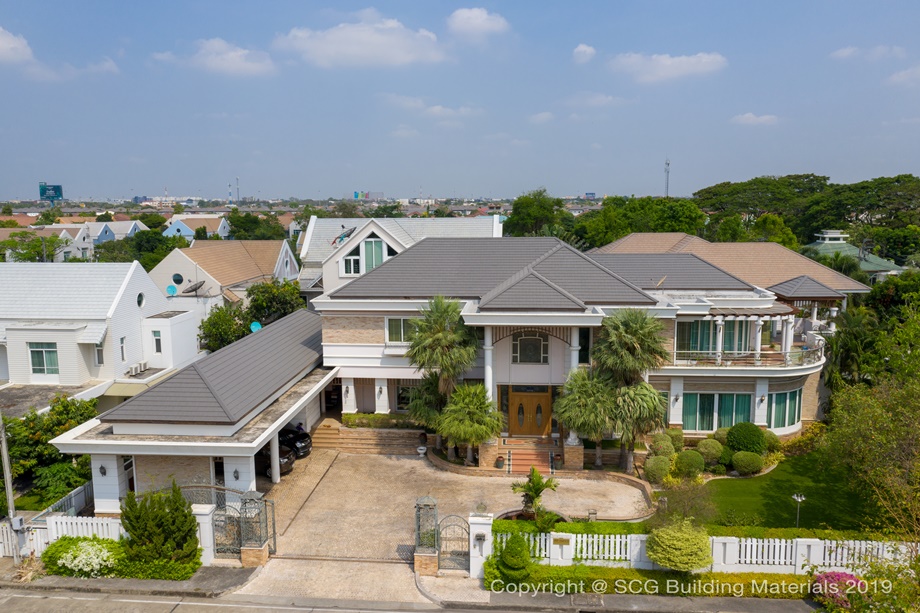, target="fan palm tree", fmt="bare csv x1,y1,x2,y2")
593,310,670,386
612,382,667,474
407,372,447,448
511,467,559,518
405,295,479,397
553,367,618,468
437,384,505,464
